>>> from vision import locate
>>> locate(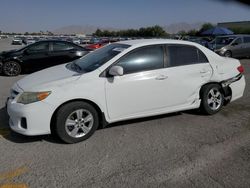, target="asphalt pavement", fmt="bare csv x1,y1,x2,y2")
0,38,249,188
